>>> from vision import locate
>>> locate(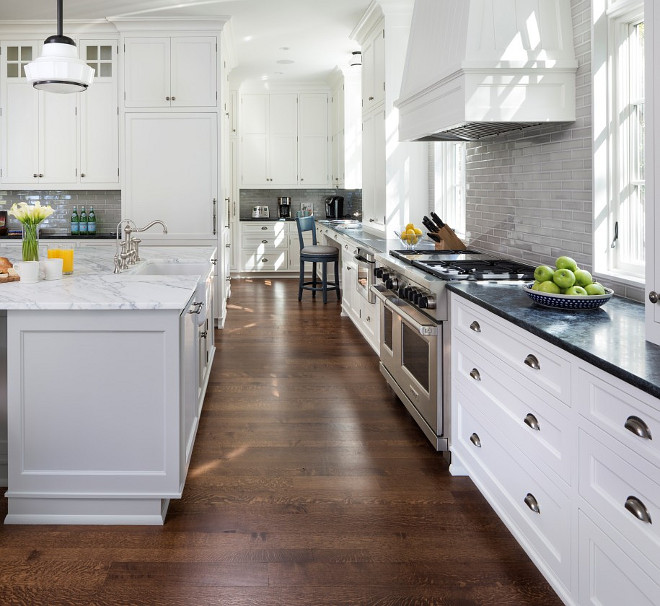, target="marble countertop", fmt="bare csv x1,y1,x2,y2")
448,281,660,399
0,244,216,311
